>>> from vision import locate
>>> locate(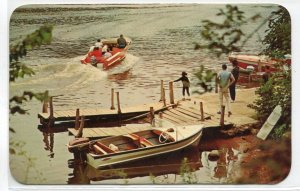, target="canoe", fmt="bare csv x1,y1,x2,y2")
228,52,291,72
81,37,131,70
68,125,203,169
